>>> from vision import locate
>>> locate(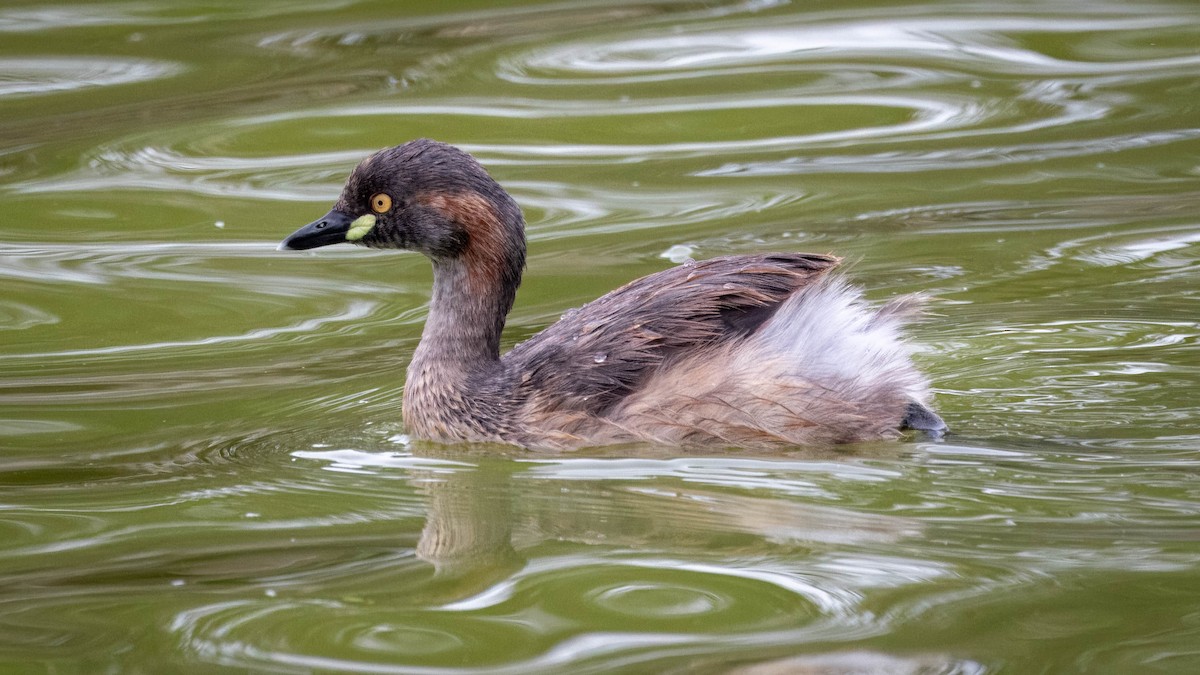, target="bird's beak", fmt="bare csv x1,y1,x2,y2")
277,209,355,251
